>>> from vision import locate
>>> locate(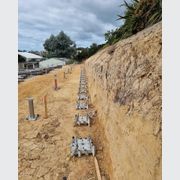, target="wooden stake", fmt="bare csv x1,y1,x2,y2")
43,95,48,119
54,74,58,90
94,157,102,180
